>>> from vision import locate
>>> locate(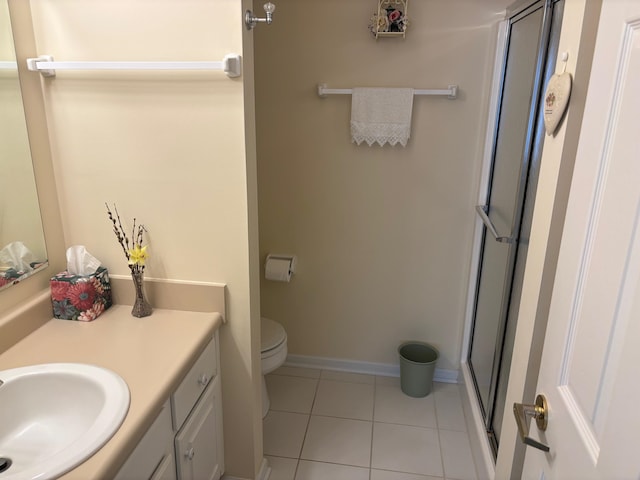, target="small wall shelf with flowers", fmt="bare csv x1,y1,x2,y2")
369,0,408,39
